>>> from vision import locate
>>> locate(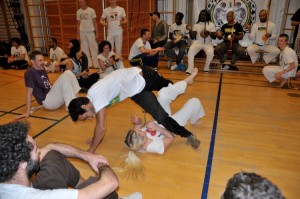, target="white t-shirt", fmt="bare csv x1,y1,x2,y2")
50,47,66,62
280,46,298,76
0,184,78,199
249,21,277,45
97,51,124,75
102,6,126,35
139,125,165,154
128,38,151,60
169,23,189,37
11,45,29,61
77,7,96,32
192,22,216,44
87,67,145,113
